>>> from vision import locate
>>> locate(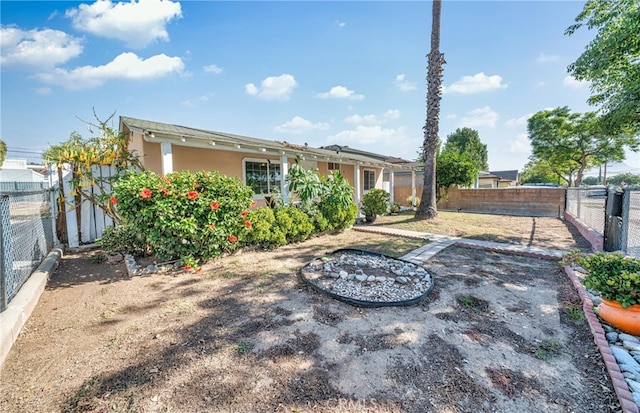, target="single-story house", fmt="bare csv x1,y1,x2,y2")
477,170,520,188
119,116,418,208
